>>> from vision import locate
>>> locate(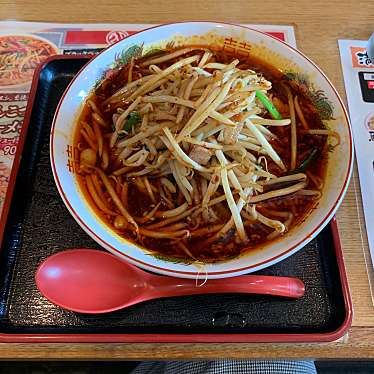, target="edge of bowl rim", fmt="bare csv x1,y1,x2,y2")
50,21,354,278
